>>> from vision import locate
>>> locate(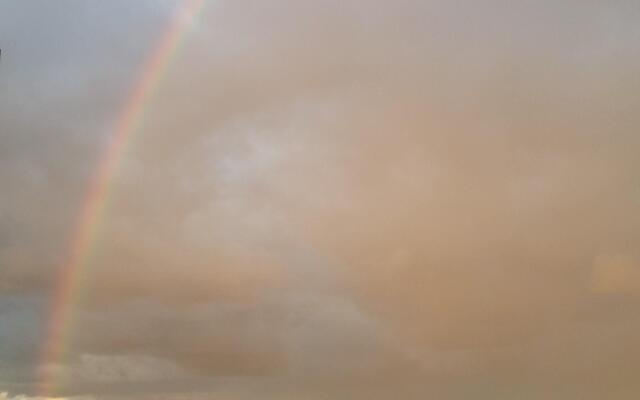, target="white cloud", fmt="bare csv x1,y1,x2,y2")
71,354,188,383
0,392,93,400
